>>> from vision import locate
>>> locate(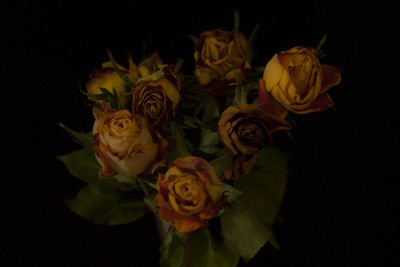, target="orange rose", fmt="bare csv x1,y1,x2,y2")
155,157,224,233
262,46,342,114
194,29,250,95
93,109,159,177
132,65,180,131
218,104,291,179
